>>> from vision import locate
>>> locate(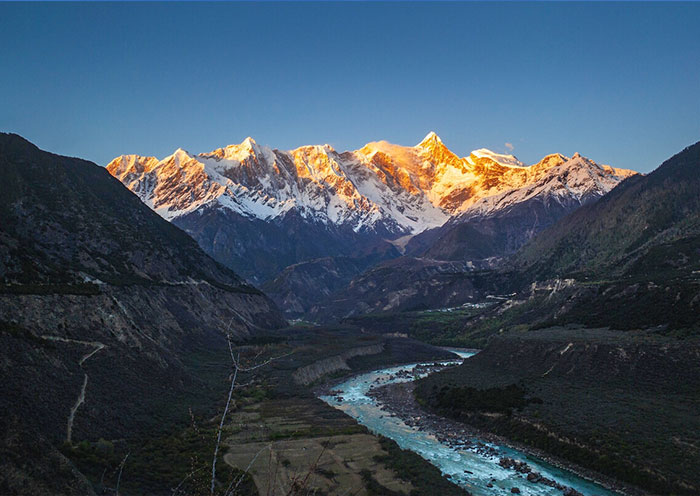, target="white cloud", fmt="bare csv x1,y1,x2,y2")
505,142,514,152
